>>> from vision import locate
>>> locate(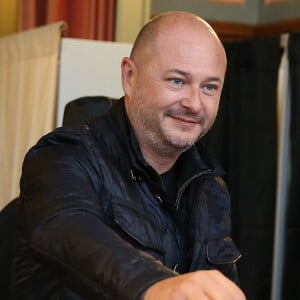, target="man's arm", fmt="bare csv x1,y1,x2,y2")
18,140,176,299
